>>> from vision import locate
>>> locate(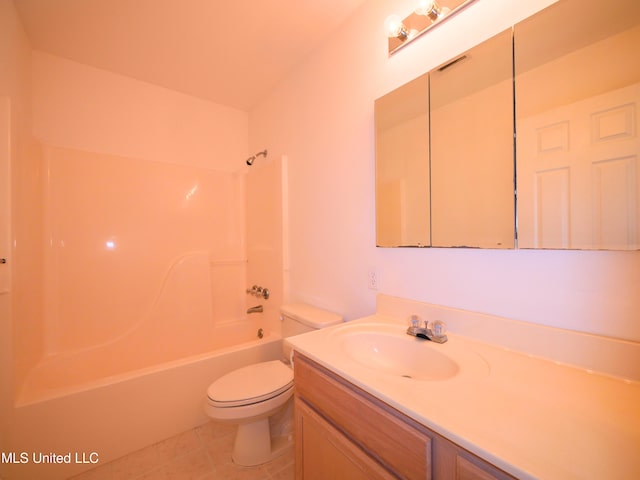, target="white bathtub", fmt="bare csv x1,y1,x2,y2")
8,321,282,480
